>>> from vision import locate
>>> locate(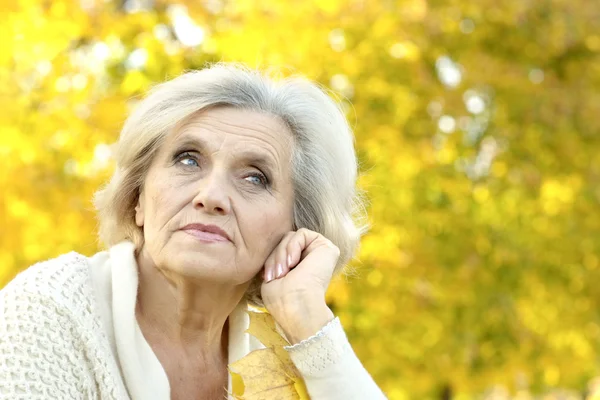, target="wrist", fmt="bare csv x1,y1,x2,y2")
272,294,334,345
